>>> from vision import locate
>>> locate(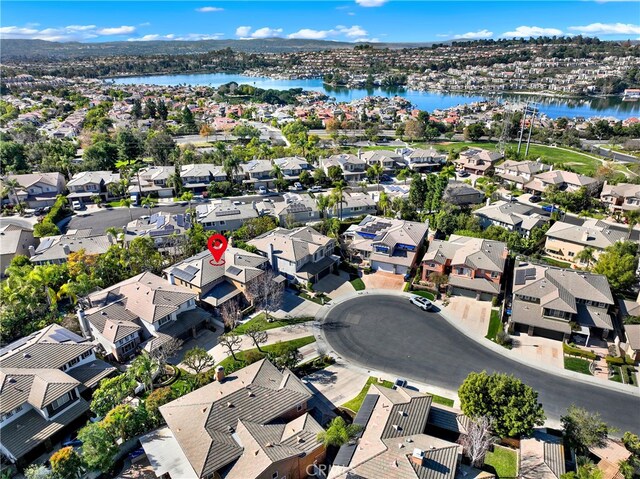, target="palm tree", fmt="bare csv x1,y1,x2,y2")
106,226,123,243
224,157,241,183
167,167,183,197
316,417,363,448
91,195,103,208
2,178,23,209
271,164,284,192
378,191,390,217
116,158,144,198
141,196,158,214
56,282,78,305
120,197,134,222
397,168,411,185
129,352,156,393
316,194,331,219
370,163,384,192
439,164,457,180
330,181,350,221
180,191,194,210
576,247,596,269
